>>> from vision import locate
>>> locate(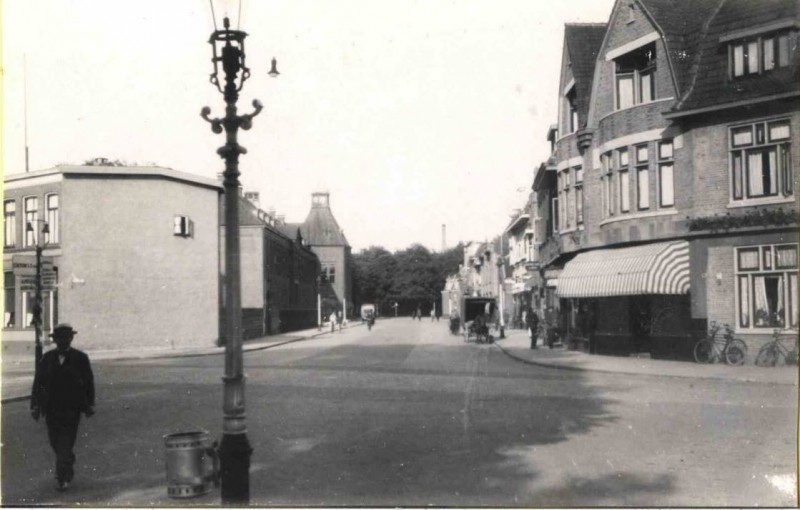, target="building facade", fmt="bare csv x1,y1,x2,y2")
3,164,222,356
221,193,321,339
538,0,798,359
285,192,353,320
